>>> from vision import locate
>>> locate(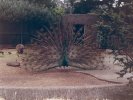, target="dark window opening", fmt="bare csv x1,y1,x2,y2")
73,24,84,44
